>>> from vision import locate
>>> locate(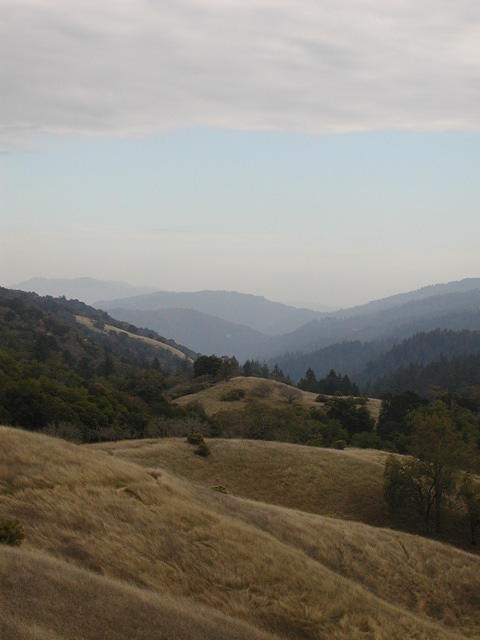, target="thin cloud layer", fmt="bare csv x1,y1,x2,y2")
1,0,480,143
